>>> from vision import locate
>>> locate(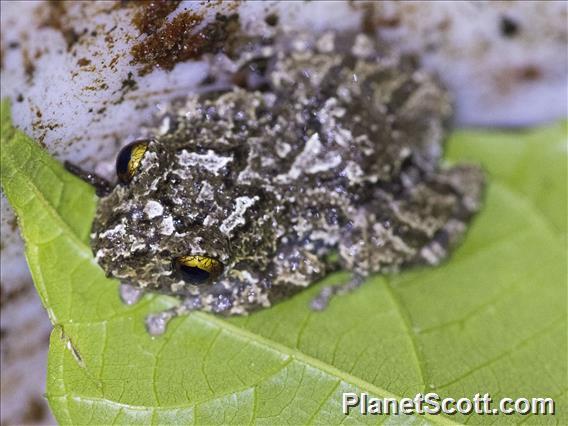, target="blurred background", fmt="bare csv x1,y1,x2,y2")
1,1,566,424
